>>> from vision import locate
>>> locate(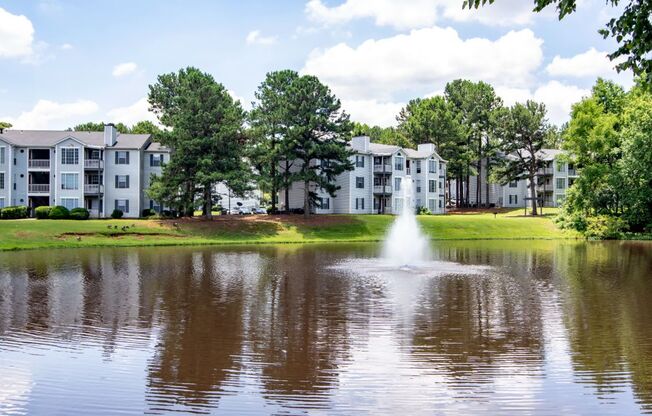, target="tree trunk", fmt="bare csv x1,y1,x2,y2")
205,185,213,220
270,161,277,212
485,159,490,208
465,173,470,208
284,160,290,212
529,174,538,216
476,160,482,208
303,180,310,218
